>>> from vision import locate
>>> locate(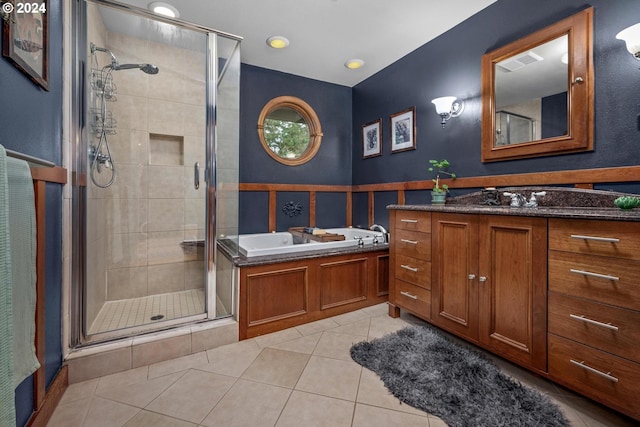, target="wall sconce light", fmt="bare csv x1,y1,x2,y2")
431,96,464,128
616,23,640,59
